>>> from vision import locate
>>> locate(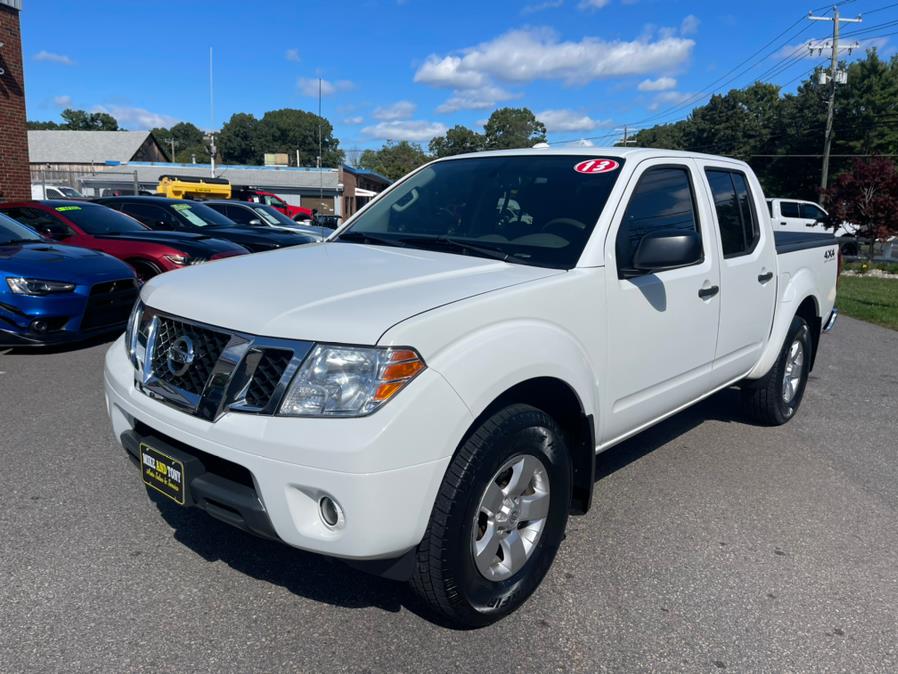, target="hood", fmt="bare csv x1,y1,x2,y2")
141,241,562,344
98,231,247,255
0,242,134,283
206,226,314,247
